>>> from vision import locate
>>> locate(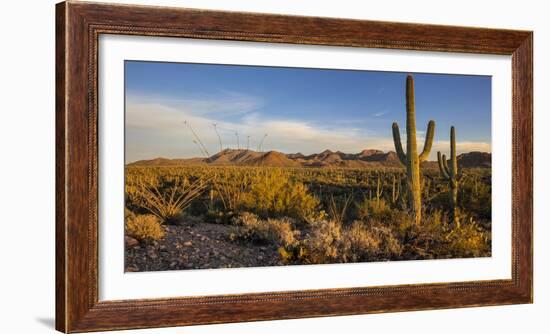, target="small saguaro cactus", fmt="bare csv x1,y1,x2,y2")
392,174,400,204
437,126,459,223
392,75,435,225
375,173,383,206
